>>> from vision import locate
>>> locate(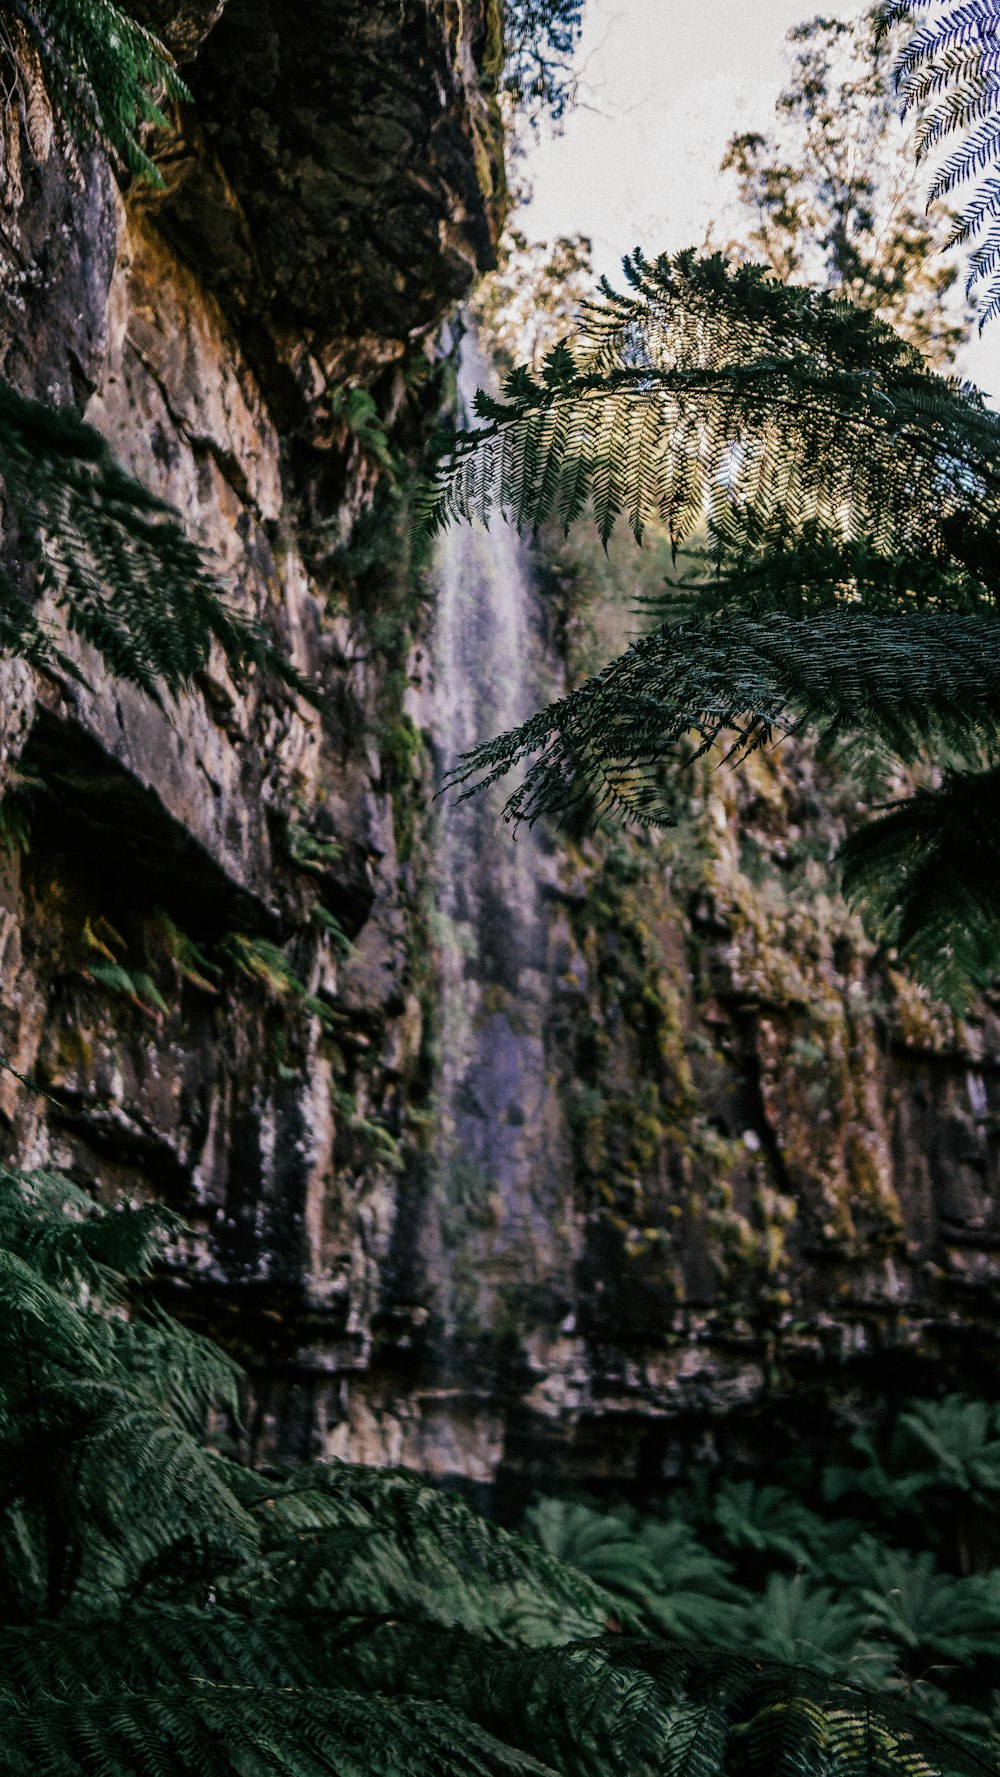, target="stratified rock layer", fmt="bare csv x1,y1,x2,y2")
0,0,998,1507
